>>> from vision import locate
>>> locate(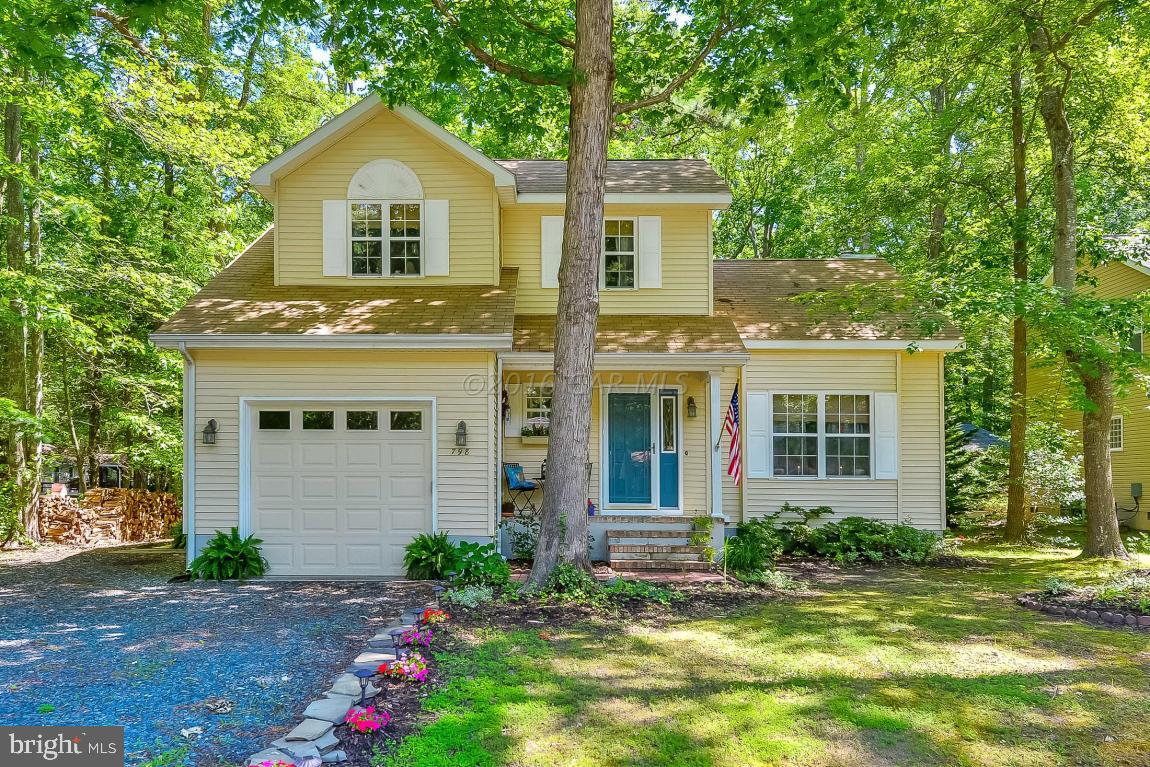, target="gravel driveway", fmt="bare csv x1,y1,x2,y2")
0,543,430,766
